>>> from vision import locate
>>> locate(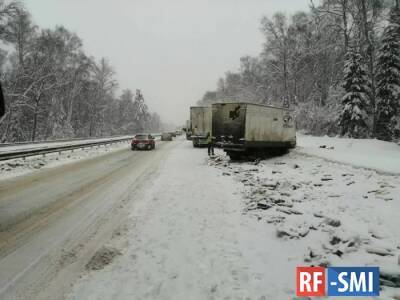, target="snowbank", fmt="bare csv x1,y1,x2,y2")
296,134,400,174
0,136,132,154
0,142,131,180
